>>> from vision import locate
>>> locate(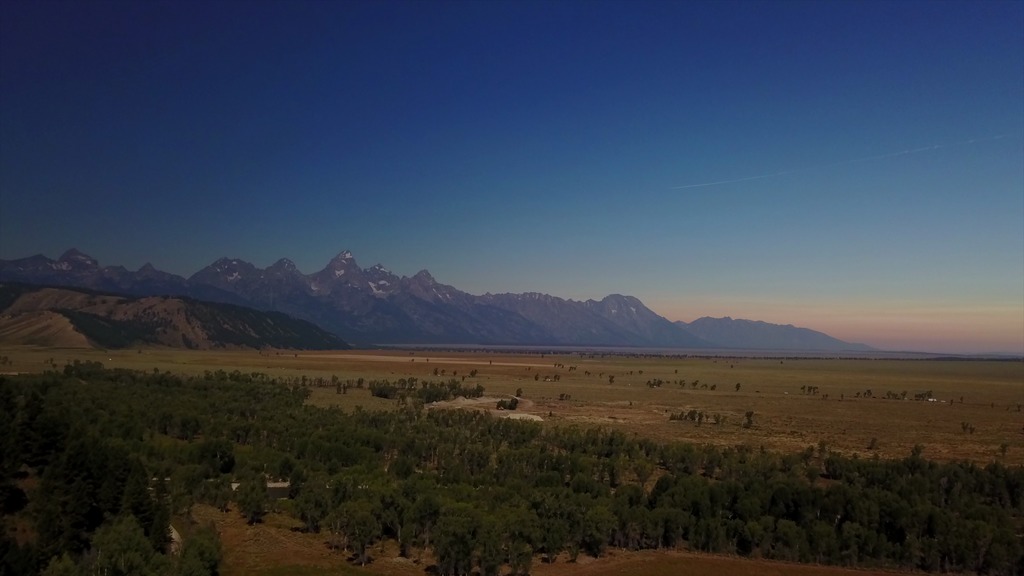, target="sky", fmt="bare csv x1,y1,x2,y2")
1,0,1022,354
